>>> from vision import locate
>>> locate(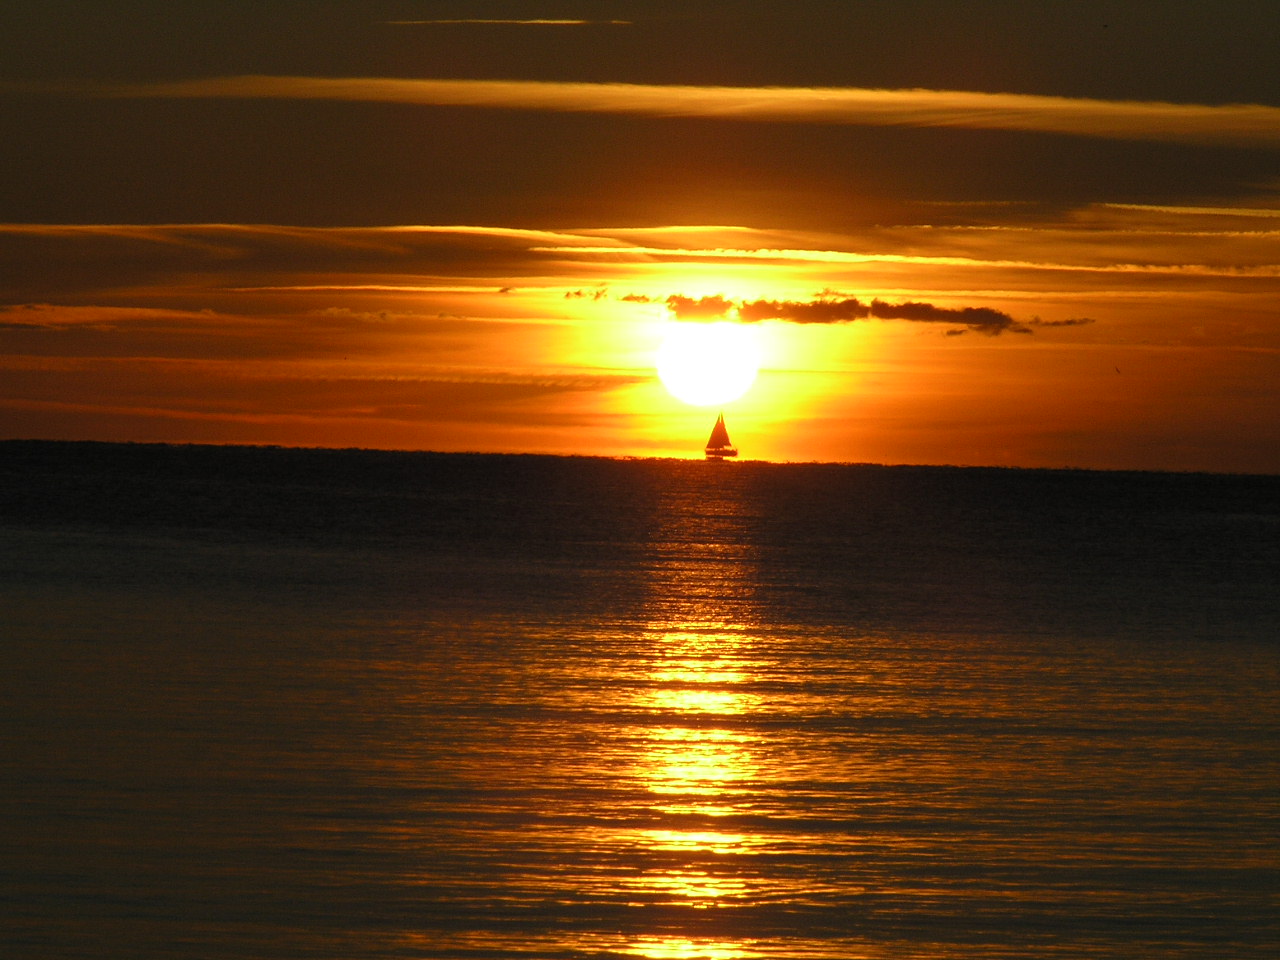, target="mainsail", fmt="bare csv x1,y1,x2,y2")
704,412,738,459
